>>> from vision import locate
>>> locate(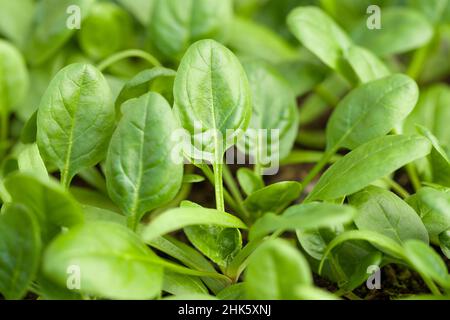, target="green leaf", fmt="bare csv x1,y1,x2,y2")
20,110,38,143
25,0,95,65
319,230,406,275
43,222,164,300
298,226,382,291
116,0,155,26
0,39,29,111
0,0,34,47
299,74,349,125
339,251,383,293
105,92,183,228
185,225,242,268
404,84,450,149
0,204,41,300
352,7,433,56
287,6,352,74
70,186,120,213
326,74,418,151
140,207,247,241
439,229,450,259
163,271,208,296
217,283,245,300
16,53,66,121
245,239,312,300
227,17,298,64
149,0,233,60
294,285,340,300
319,0,376,30
36,273,82,300
4,173,84,242
36,63,115,188
417,124,450,164
17,143,48,181
182,174,205,184
404,239,450,289
238,60,299,165
349,186,429,244
115,67,176,110
82,205,126,226
173,39,251,161
236,168,264,196
308,135,432,201
146,235,228,294
78,2,133,60
249,202,357,241
244,181,302,219
416,124,450,187
407,187,450,243
408,0,450,25
180,200,242,268
345,45,390,84
276,59,327,97
163,293,218,300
